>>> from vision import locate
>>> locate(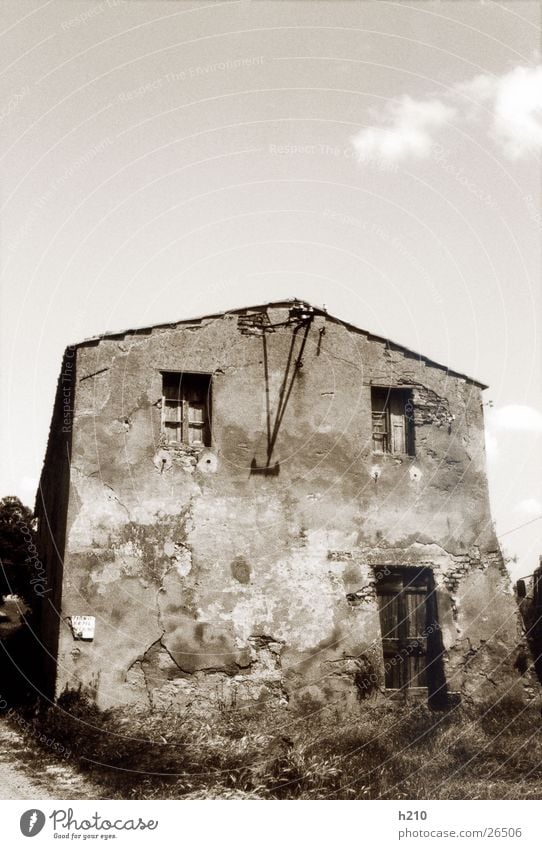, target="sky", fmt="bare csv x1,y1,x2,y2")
0,0,541,580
